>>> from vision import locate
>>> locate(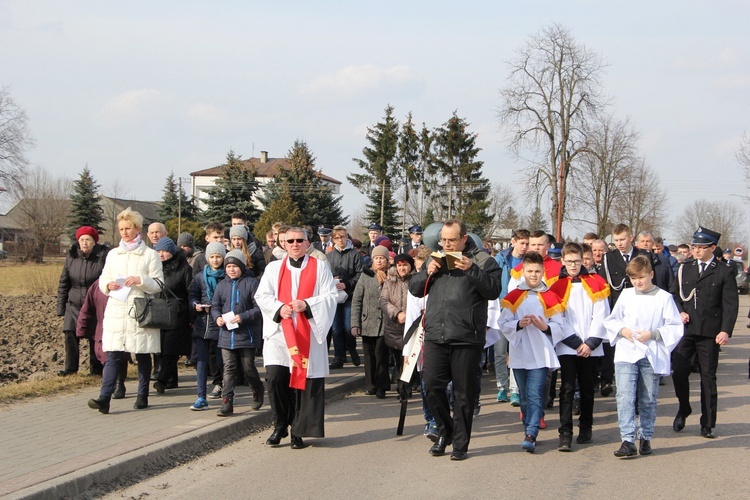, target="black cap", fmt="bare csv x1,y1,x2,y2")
318,226,332,236
408,224,423,234
691,226,720,246
368,223,384,232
